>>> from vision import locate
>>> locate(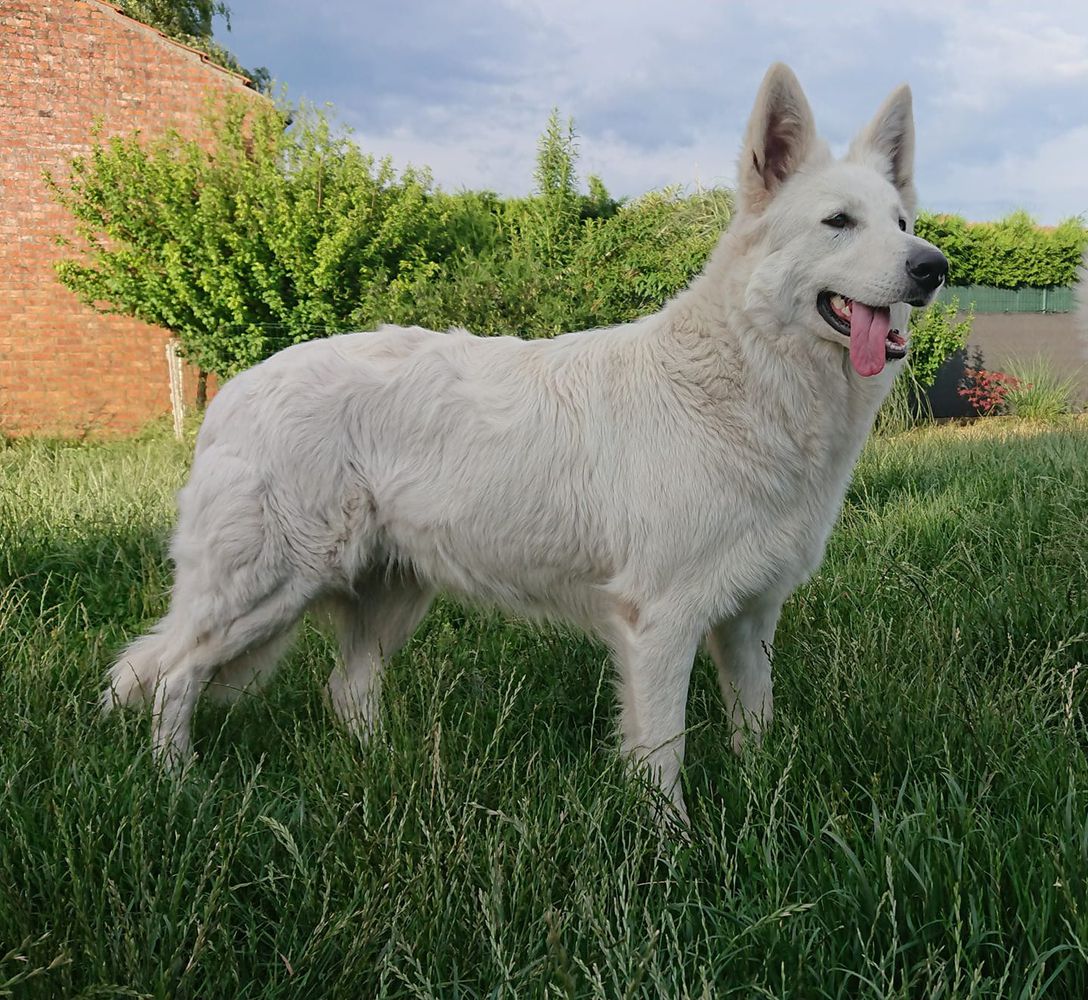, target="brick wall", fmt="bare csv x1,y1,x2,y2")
0,0,259,436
